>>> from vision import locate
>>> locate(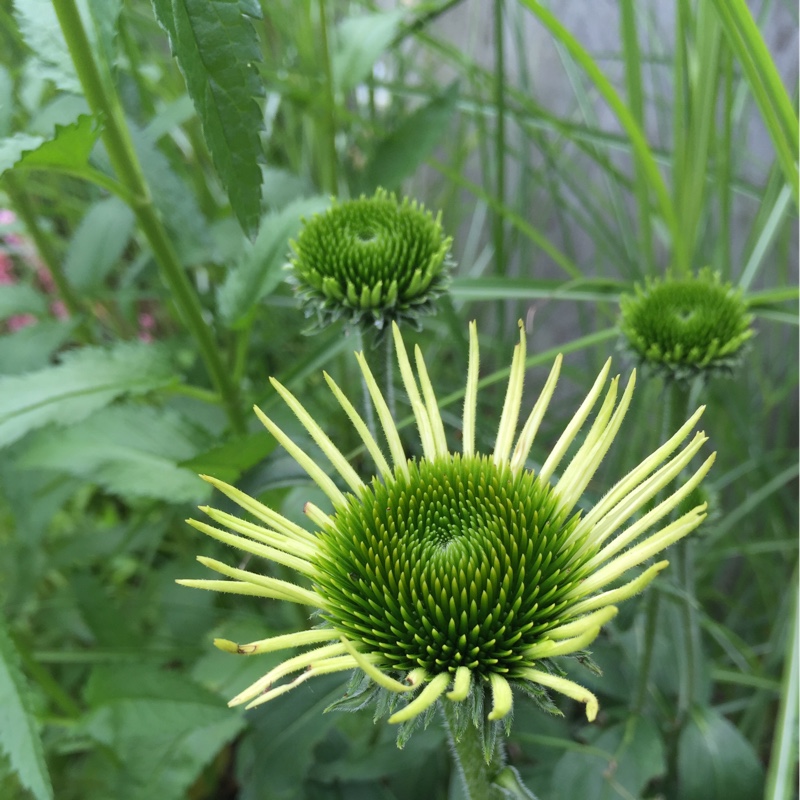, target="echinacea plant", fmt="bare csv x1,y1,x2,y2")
287,188,452,333
619,267,754,384
179,322,714,798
